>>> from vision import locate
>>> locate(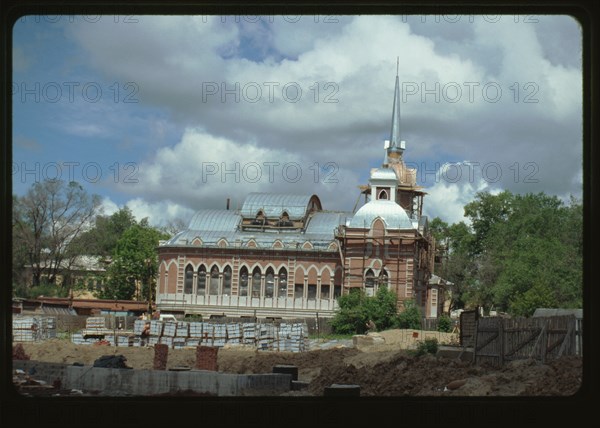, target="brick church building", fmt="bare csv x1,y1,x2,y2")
156,68,442,320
